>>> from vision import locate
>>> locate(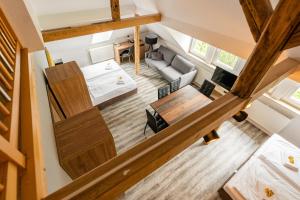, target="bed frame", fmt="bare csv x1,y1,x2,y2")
96,88,138,110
